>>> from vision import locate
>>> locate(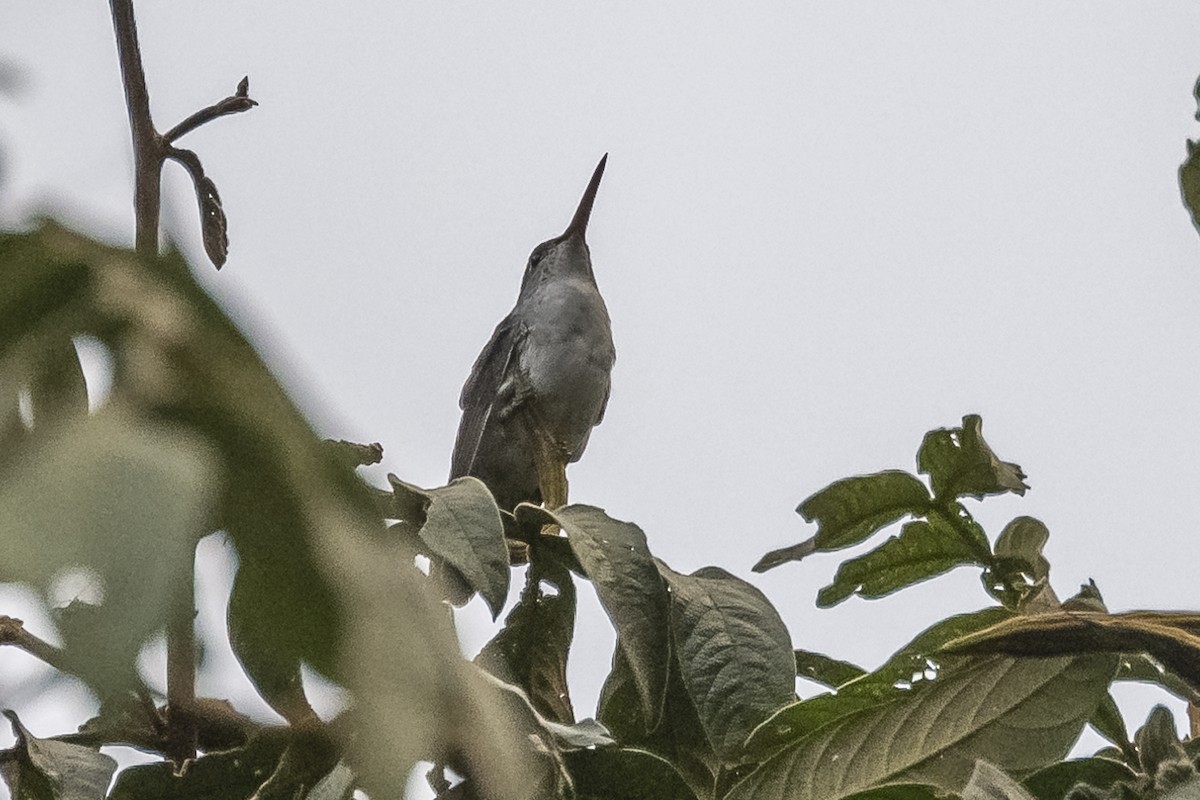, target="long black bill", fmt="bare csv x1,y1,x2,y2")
563,153,608,240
